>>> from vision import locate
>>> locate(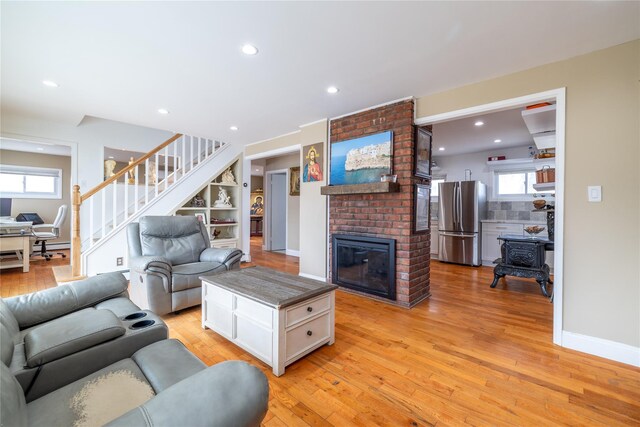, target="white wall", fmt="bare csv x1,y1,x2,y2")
433,145,531,197
1,114,173,192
